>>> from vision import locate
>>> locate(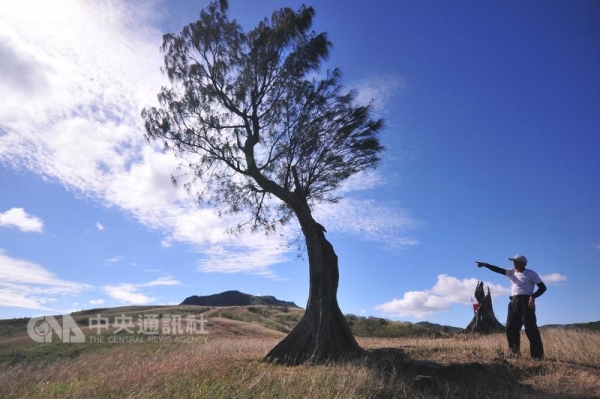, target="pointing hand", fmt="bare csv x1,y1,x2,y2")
476,261,489,268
